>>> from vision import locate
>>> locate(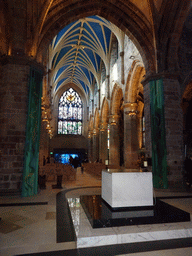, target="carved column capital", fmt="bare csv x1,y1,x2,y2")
109,114,119,125
123,102,138,116
99,122,108,131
